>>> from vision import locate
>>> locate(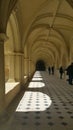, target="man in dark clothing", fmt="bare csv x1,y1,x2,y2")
66,62,73,85
59,66,64,79
48,67,51,75
51,66,54,75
